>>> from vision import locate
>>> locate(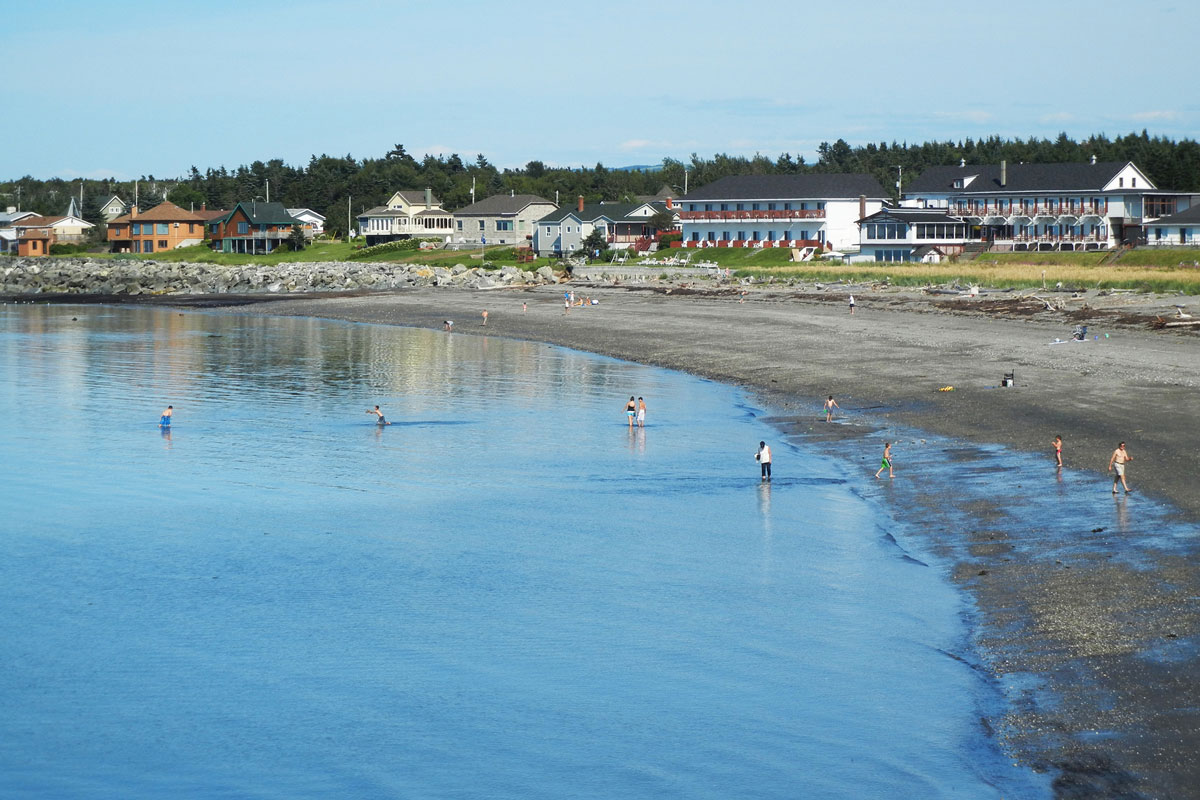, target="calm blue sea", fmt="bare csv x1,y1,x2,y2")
0,305,1048,799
